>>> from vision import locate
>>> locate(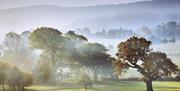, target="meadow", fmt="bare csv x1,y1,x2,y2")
23,81,180,91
